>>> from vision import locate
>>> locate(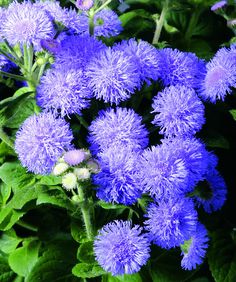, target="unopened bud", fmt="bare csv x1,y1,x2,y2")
76,0,94,10
86,159,100,173
62,173,77,190
74,168,91,181
52,162,69,176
